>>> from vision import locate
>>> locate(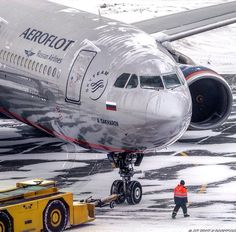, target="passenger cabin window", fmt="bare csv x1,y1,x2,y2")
51,67,56,77
35,62,39,72
43,65,47,75
10,53,14,63
32,61,36,70
114,73,130,88
6,52,10,62
163,74,181,89
126,74,138,89
28,60,32,69
3,51,7,60
0,49,58,78
39,64,43,73
20,57,24,67
47,66,52,76
24,58,28,68
13,54,17,64
140,76,163,89
17,56,21,66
